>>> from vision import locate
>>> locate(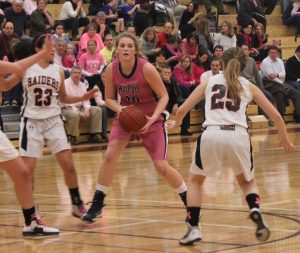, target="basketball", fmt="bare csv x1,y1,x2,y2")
119,106,147,133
